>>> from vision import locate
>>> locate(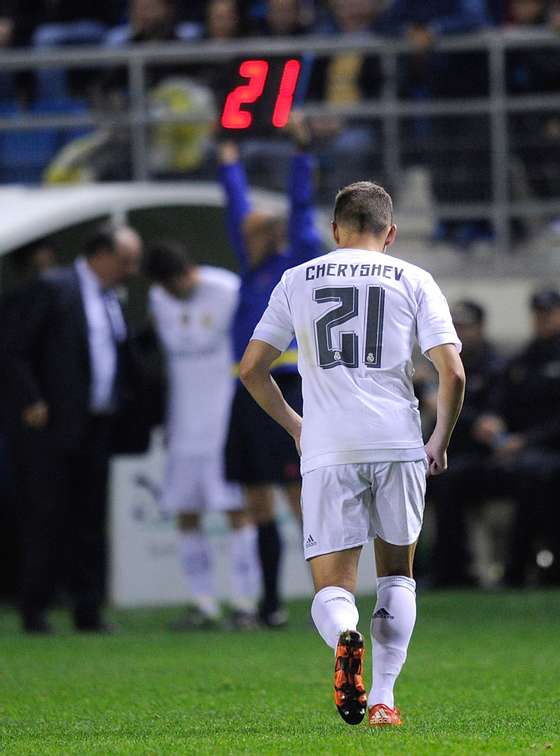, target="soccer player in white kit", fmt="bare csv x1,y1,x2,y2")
239,183,465,725
146,241,260,629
